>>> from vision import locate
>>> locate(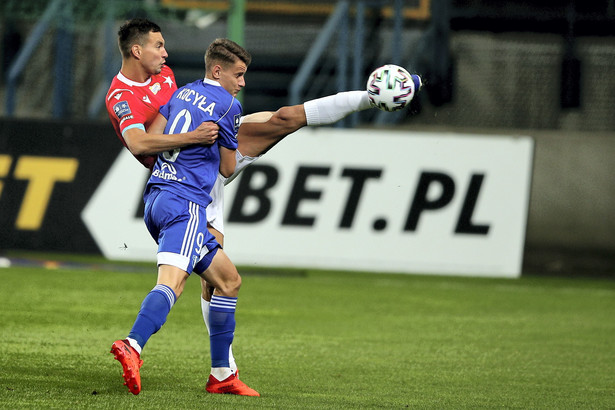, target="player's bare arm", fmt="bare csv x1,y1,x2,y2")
123,114,219,156
219,146,238,178
236,105,307,157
